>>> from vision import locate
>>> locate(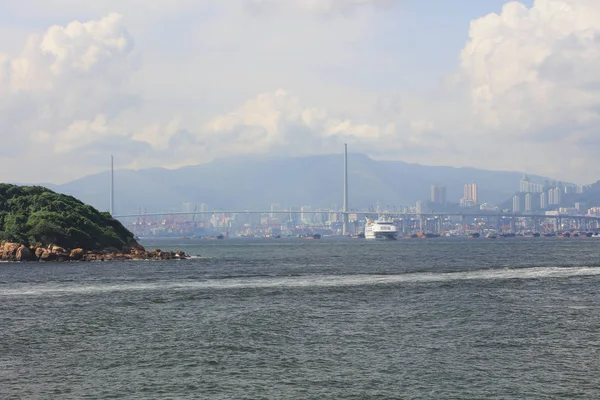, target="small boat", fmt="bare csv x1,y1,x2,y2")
419,232,440,239
468,232,480,238
305,233,321,239
499,233,516,238
350,232,365,239
216,234,225,240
